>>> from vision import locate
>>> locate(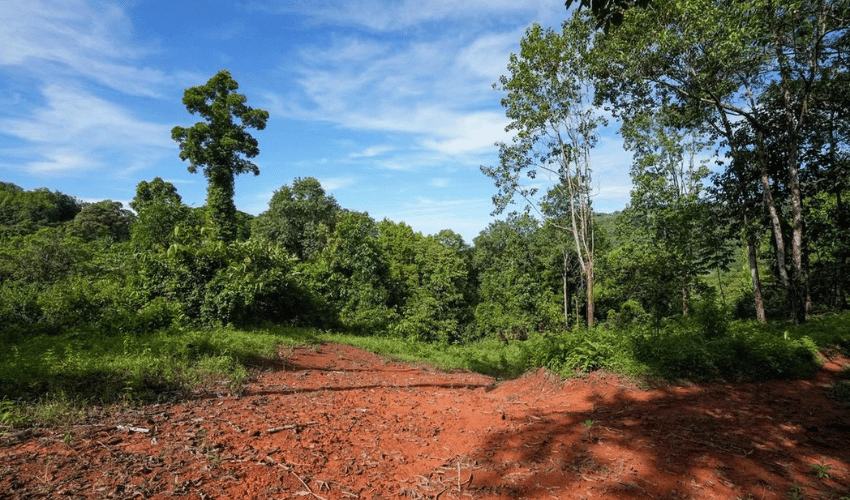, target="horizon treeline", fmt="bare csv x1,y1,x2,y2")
0,168,846,346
